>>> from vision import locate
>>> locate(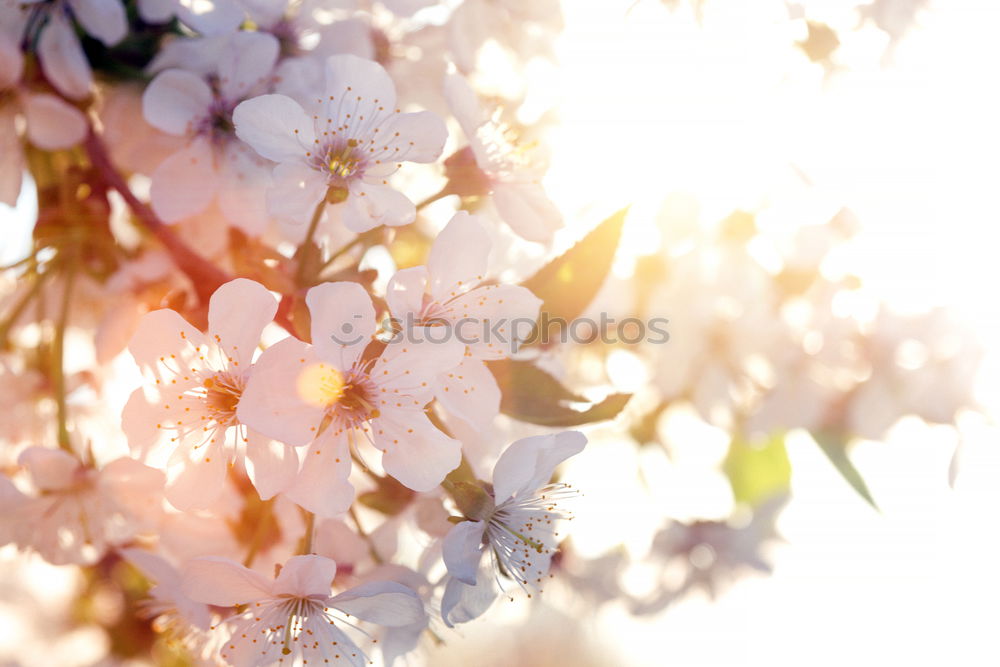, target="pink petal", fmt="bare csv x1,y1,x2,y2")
265,160,328,223
323,54,397,118
491,182,563,243
218,31,279,101
233,93,314,163
150,138,220,222
386,266,429,320
343,181,415,231
283,431,354,518
374,408,461,492
273,554,337,597
24,93,88,151
142,69,212,136
245,429,299,501
37,14,92,100
306,281,375,370
207,278,277,369
435,358,500,430
236,337,326,447
67,0,127,46
427,212,490,302
181,556,273,606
